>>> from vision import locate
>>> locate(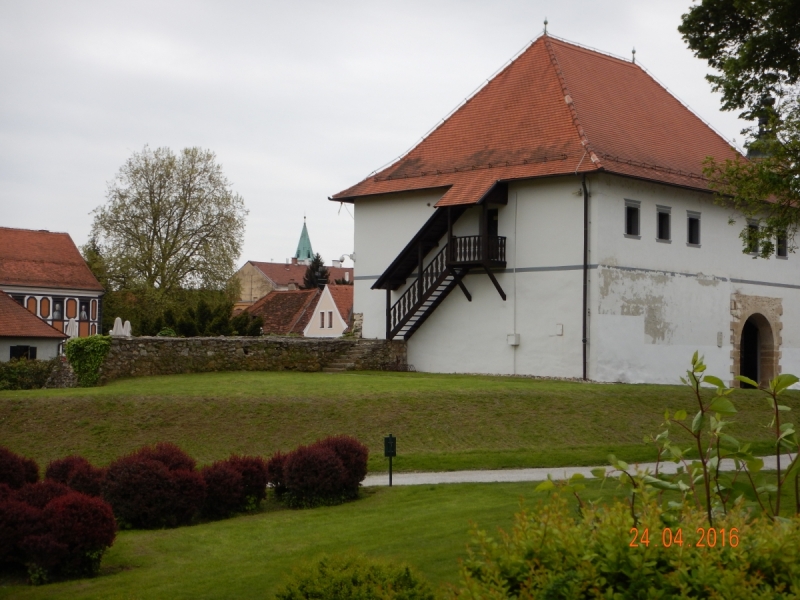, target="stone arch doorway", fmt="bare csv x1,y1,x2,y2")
739,313,775,388
730,294,782,388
